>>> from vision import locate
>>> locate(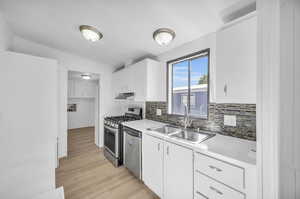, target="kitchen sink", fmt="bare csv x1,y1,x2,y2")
147,125,180,135
170,129,215,144
148,125,215,144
